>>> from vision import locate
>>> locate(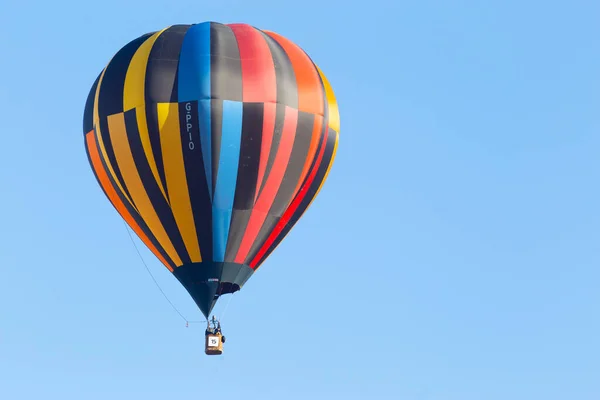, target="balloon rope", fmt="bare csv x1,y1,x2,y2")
219,292,236,322
123,221,205,326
